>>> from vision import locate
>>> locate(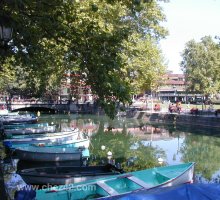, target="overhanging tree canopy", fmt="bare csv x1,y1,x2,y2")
1,0,168,118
